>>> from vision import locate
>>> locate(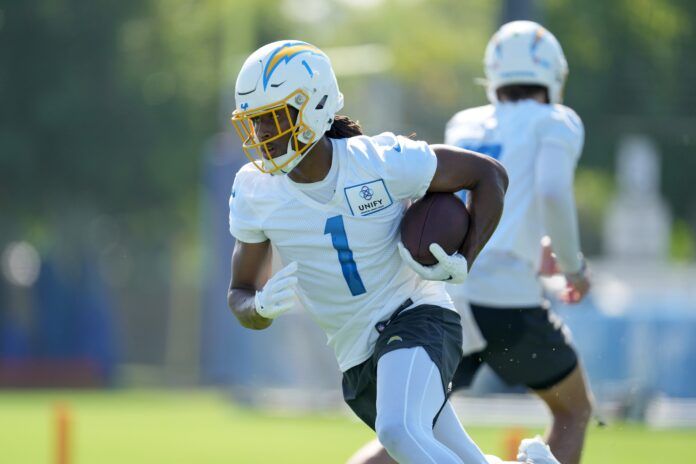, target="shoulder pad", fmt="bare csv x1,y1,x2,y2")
538,105,584,158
